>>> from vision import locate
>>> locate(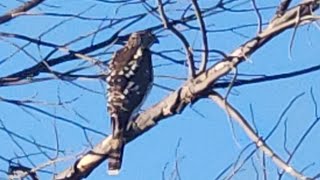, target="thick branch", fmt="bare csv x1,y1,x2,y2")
55,1,319,179
0,0,45,25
